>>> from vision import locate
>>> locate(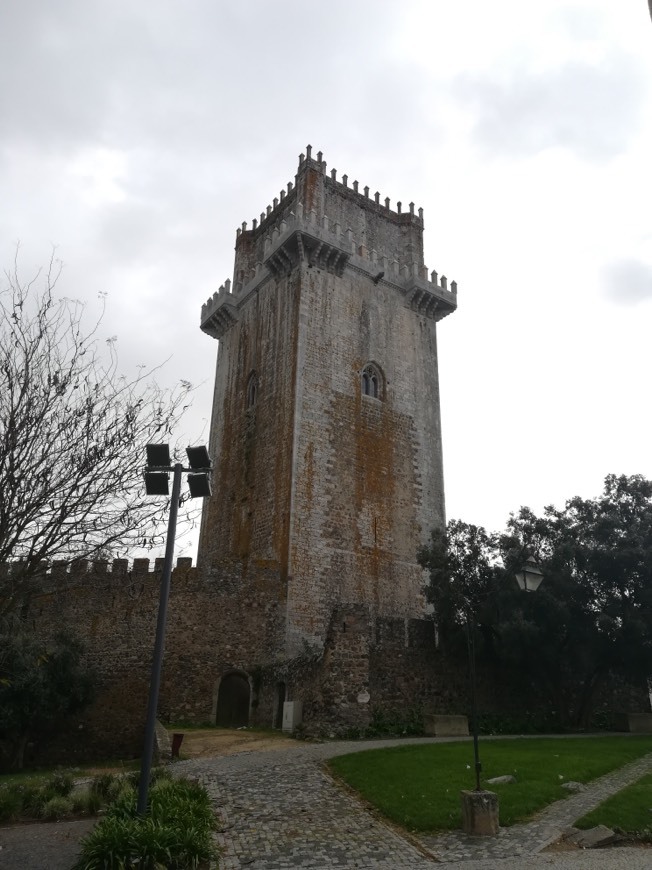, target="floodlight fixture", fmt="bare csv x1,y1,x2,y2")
146,443,171,468
187,472,212,498
144,471,170,496
139,439,213,815
186,445,212,470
